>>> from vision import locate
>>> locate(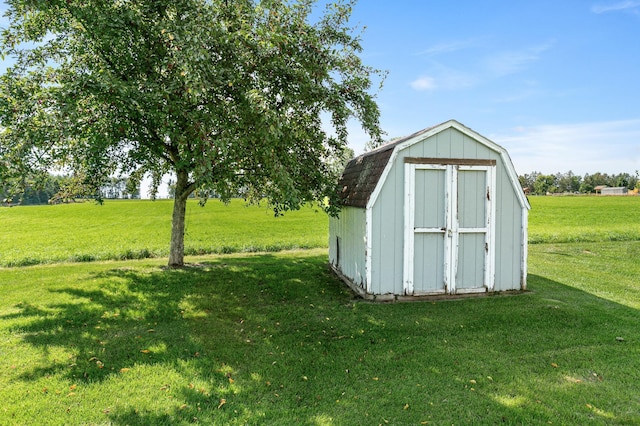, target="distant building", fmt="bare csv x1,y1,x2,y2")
594,185,607,195
601,187,628,196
